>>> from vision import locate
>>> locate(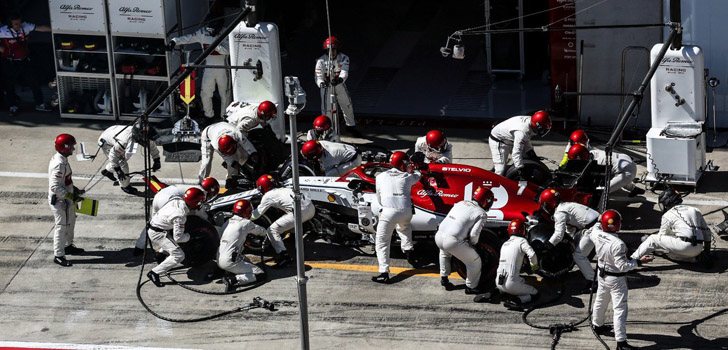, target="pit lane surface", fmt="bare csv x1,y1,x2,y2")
1,119,727,349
